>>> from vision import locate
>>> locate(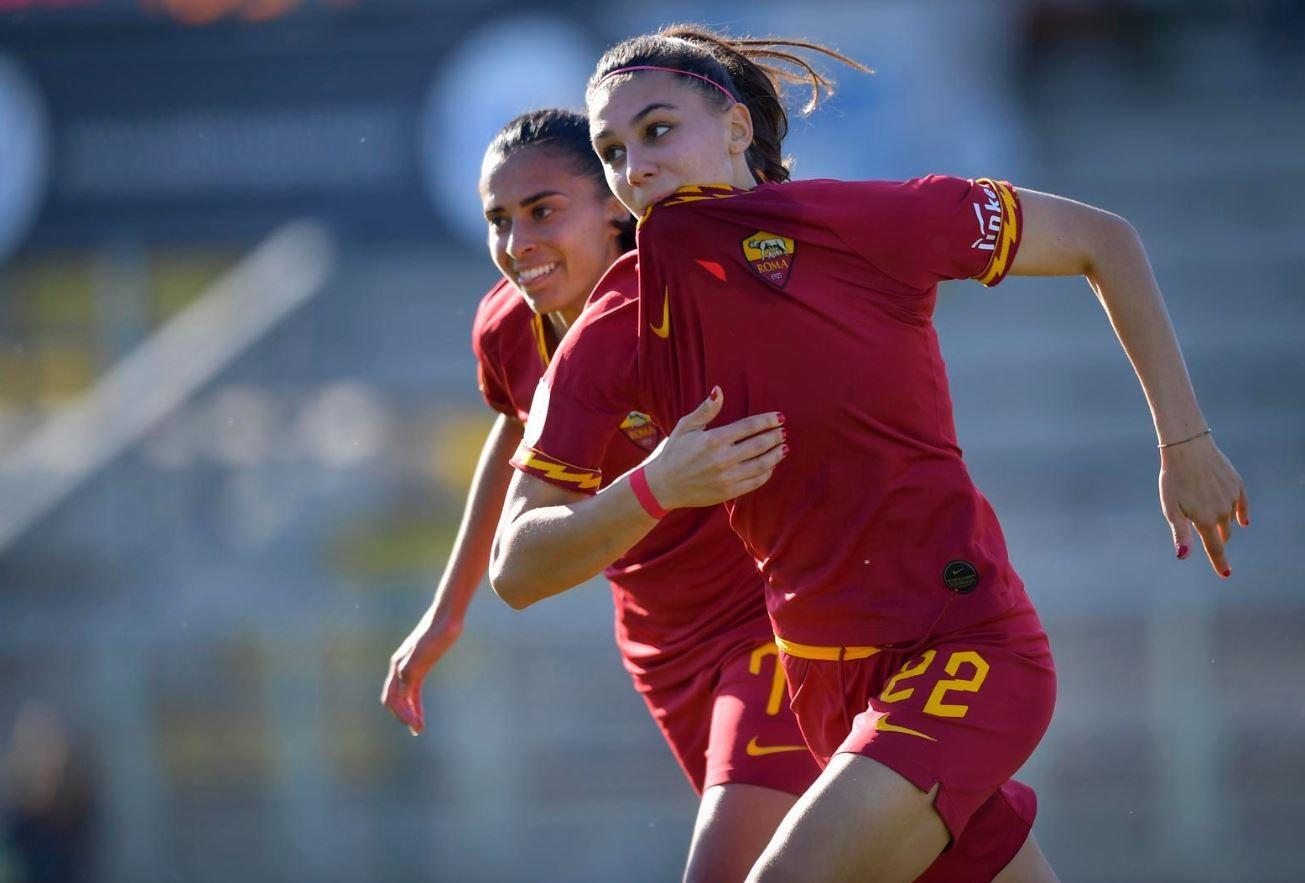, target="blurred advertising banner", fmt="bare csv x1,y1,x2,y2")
0,1,599,248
